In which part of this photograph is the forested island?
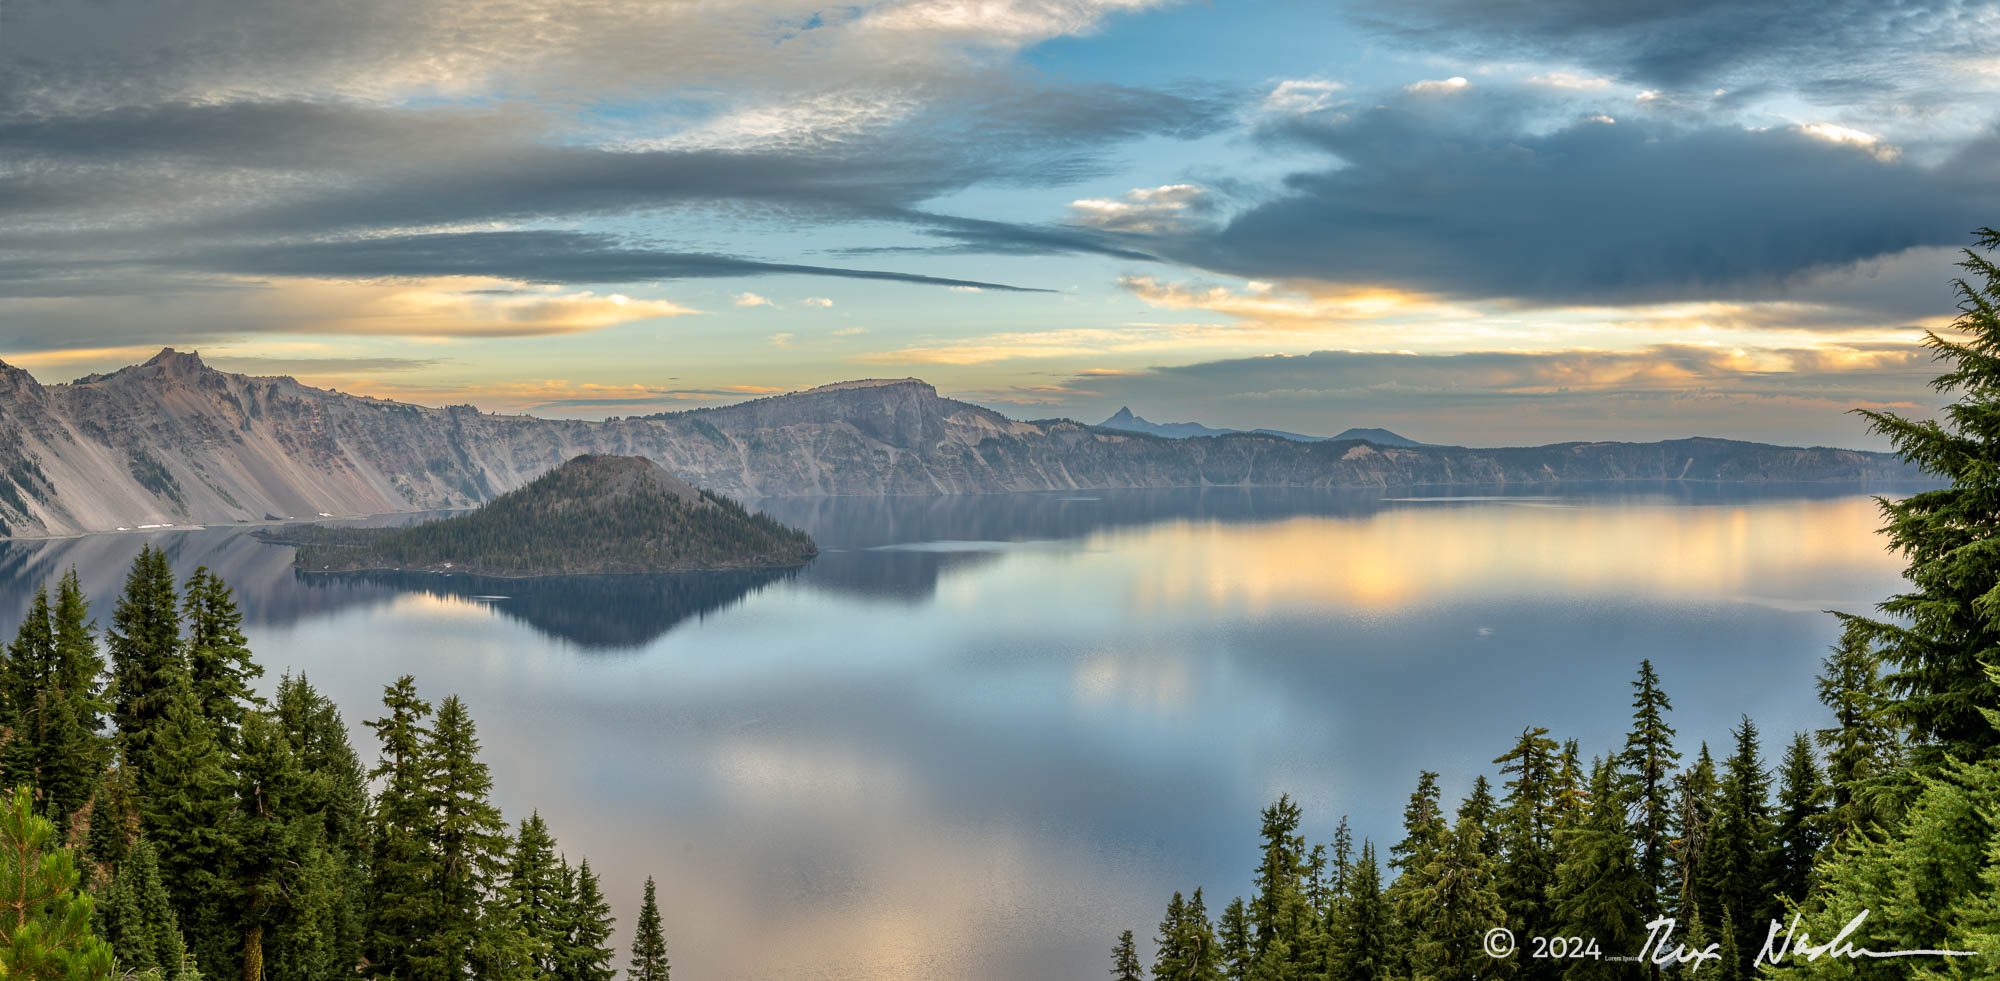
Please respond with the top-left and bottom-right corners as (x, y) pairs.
(264, 455), (816, 578)
(1110, 231), (2000, 980)
(0, 549), (675, 979)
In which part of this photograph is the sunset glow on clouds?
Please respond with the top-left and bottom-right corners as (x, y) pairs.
(2, 0), (1996, 444)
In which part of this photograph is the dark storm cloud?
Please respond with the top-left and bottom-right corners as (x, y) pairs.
(183, 231), (1054, 292)
(1153, 90), (2000, 302)
(0, 76), (1223, 305)
(1358, 0), (1995, 92)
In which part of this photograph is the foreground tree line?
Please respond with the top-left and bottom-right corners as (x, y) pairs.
(0, 549), (676, 980)
(1114, 230), (2000, 981)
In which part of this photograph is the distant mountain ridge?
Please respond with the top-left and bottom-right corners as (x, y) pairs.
(0, 348), (1925, 538)
(1097, 407), (1429, 446)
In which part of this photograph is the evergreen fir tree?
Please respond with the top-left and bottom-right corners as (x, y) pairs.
(1840, 228), (2000, 769)
(95, 839), (186, 975)
(1246, 795), (1309, 979)
(180, 568), (262, 748)
(269, 674), (367, 978)
(107, 546), (186, 762)
(412, 695), (516, 981)
(1493, 726), (1561, 978)
(1618, 658), (1680, 930)
(1388, 772), (1445, 879)
(1327, 816), (1354, 899)
(1183, 888), (1222, 981)
(1769, 733), (1827, 907)
(0, 785), (117, 978)
(1455, 775), (1498, 858)
(507, 812), (564, 973)
(1550, 760), (1647, 980)
(1113, 928), (1144, 981)
(1, 587), (58, 806)
(230, 710), (337, 981)
(0, 579), (107, 831)
(556, 858), (616, 981)
(1669, 744), (1719, 928)
(1704, 717), (1773, 978)
(628, 876), (669, 981)
(363, 676), (433, 980)
(1403, 813), (1504, 981)
(1385, 771), (1445, 978)
(84, 767), (139, 882)
(1814, 624), (1902, 844)
(1216, 898), (1251, 981)
(47, 571), (111, 836)
(133, 683), (236, 978)
(1328, 842), (1389, 981)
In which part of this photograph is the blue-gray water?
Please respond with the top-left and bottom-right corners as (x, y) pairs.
(0, 485), (1911, 980)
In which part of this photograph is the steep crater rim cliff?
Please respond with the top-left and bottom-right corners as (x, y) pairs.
(0, 348), (1928, 539)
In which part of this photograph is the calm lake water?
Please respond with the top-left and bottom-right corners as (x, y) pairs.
(0, 485), (1915, 980)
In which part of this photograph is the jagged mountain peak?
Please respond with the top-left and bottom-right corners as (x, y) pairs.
(0, 359), (44, 403)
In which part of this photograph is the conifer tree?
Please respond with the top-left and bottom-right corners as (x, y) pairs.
(1494, 726), (1561, 977)
(1112, 928), (1144, 981)
(1403, 813), (1503, 981)
(412, 695), (516, 981)
(84, 767), (139, 881)
(1669, 744), (1719, 927)
(95, 839), (186, 975)
(1769, 733), (1827, 907)
(1385, 771), (1445, 977)
(1327, 816), (1354, 899)
(1386, 771), (1444, 896)
(0, 785), (116, 979)
(1551, 760), (1647, 980)
(1182, 888), (1222, 981)
(1153, 889), (1225, 981)
(47, 571), (110, 834)
(556, 858), (616, 981)
(180, 568), (261, 748)
(269, 674), (367, 975)
(231, 710), (339, 981)
(0, 580), (108, 831)
(1619, 658), (1679, 927)
(1704, 718), (1772, 977)
(507, 812), (563, 973)
(133, 684), (236, 977)
(1, 588), (58, 805)
(1216, 898), (1251, 981)
(363, 676), (433, 979)
(1455, 775), (1498, 858)
(1246, 795), (1308, 979)
(1814, 625), (1902, 843)
(628, 876), (669, 981)
(1840, 228), (2000, 769)
(108, 546), (186, 761)
(1328, 842), (1389, 981)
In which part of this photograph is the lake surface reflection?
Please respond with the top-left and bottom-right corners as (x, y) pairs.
(0, 484), (1913, 980)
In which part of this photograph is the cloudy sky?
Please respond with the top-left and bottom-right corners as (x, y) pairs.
(3, 0), (1997, 446)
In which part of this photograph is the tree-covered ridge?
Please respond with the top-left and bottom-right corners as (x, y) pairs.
(273, 454), (817, 577)
(1115, 230), (2000, 980)
(0, 547), (674, 979)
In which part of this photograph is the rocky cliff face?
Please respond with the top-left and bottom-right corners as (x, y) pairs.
(0, 349), (1925, 538)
